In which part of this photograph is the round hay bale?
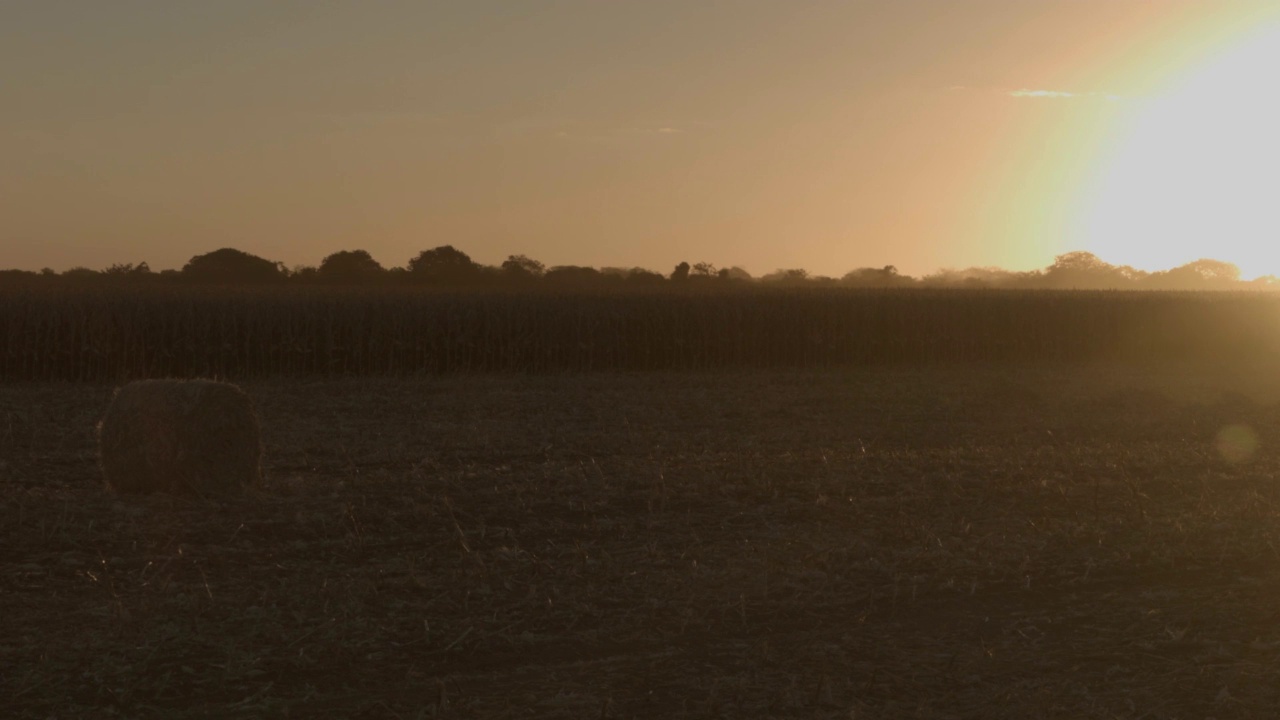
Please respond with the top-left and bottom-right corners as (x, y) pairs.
(98, 379), (263, 496)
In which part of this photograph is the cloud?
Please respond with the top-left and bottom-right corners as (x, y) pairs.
(947, 86), (1121, 102)
(624, 126), (686, 136)
(1010, 89), (1077, 98)
(1009, 89), (1123, 102)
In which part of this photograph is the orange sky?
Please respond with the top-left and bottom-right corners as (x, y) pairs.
(2, 1), (1278, 277)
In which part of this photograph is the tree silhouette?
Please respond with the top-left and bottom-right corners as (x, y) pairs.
(501, 254), (546, 281)
(61, 267), (101, 281)
(718, 266), (752, 281)
(182, 248), (285, 284)
(8, 242), (1273, 292)
(762, 268), (809, 284)
(1175, 259), (1240, 284)
(625, 268), (666, 285)
(103, 262), (151, 277)
(290, 265), (319, 283)
(0, 269), (40, 286)
(544, 266), (604, 286)
(407, 246), (479, 284)
(690, 262), (717, 279)
(1042, 251), (1140, 290)
(318, 250), (385, 284)
(1048, 251), (1108, 274)
(842, 265), (912, 288)
(922, 266), (1028, 289)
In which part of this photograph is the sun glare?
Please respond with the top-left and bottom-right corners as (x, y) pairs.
(1074, 21), (1280, 279)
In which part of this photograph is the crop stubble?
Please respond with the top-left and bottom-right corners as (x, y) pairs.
(4, 365), (1280, 717)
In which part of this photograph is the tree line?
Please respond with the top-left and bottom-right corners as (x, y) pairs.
(2, 246), (1276, 291)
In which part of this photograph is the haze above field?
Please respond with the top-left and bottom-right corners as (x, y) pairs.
(3, 1), (1278, 278)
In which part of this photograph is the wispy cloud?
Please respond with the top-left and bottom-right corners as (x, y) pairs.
(555, 124), (695, 142)
(948, 86), (1121, 102)
(1010, 89), (1077, 98)
(1009, 88), (1122, 101)
(622, 125), (688, 136)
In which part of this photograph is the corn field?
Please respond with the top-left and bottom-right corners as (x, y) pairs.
(2, 286), (1279, 381)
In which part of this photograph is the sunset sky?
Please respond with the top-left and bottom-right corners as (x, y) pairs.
(3, 1), (1279, 278)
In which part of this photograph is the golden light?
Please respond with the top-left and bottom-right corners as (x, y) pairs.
(1073, 20), (1280, 279)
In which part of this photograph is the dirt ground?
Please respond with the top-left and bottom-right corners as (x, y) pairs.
(6, 363), (1280, 718)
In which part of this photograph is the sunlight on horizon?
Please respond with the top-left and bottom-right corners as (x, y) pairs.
(5, 2), (1280, 277)
(1073, 19), (1280, 280)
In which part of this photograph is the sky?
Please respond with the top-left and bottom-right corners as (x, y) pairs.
(3, 0), (1279, 278)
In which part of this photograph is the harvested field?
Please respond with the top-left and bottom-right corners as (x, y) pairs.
(5, 363), (1280, 718)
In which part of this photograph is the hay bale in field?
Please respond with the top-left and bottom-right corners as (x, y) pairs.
(98, 379), (263, 496)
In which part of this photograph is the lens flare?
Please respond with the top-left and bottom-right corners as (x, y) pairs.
(1215, 424), (1259, 464)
